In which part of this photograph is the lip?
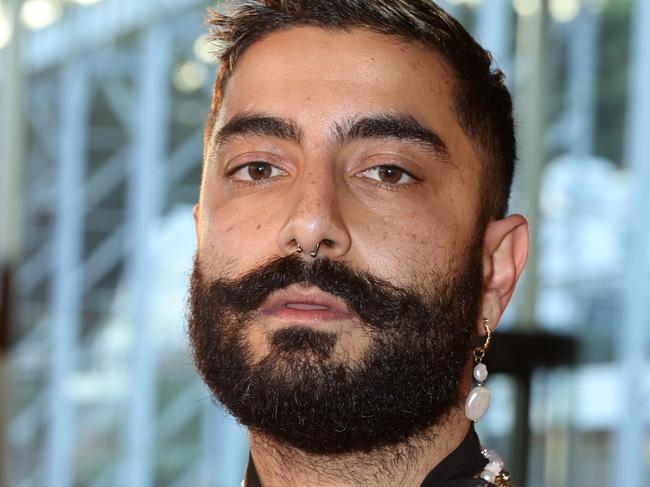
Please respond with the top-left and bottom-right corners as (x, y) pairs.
(259, 284), (356, 324)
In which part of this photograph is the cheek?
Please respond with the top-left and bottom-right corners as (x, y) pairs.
(350, 203), (468, 285)
(197, 203), (282, 277)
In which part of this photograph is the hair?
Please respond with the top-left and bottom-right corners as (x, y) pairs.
(204, 0), (516, 221)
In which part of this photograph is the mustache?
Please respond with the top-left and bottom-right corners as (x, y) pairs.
(195, 253), (445, 331)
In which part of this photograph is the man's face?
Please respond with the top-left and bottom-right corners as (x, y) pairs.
(190, 27), (485, 452)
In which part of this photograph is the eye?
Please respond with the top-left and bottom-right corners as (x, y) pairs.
(359, 165), (417, 185)
(228, 162), (287, 182)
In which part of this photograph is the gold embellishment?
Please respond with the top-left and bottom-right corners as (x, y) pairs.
(493, 470), (513, 486)
(473, 318), (492, 362)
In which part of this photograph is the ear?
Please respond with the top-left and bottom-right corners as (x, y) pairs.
(479, 214), (529, 334)
(193, 203), (201, 245)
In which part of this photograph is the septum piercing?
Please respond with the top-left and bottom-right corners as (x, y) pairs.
(295, 239), (334, 258)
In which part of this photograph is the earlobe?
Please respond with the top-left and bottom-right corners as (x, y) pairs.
(479, 214), (529, 332)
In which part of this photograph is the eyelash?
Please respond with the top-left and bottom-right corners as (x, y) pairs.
(358, 165), (421, 189)
(224, 161), (287, 183)
(224, 162), (421, 189)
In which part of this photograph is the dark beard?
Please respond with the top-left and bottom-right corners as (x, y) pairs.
(187, 247), (483, 454)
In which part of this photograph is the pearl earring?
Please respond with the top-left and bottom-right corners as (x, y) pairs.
(465, 318), (492, 423)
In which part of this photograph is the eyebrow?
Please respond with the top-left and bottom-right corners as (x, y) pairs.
(213, 111), (303, 147)
(213, 111), (450, 161)
(334, 113), (450, 161)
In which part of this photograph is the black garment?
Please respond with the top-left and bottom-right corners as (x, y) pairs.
(243, 426), (492, 486)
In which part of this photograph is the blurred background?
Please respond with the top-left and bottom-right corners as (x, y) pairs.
(0, 0), (648, 485)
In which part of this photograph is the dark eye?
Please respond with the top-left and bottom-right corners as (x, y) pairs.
(359, 165), (416, 185)
(248, 162), (273, 180)
(229, 162), (286, 181)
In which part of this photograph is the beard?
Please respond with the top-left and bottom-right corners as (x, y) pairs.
(187, 243), (483, 455)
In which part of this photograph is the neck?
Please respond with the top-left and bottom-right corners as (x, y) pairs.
(248, 407), (471, 487)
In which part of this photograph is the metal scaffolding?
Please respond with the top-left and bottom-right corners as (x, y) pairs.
(121, 23), (171, 487)
(613, 1), (650, 485)
(47, 58), (89, 487)
(6, 1), (217, 485)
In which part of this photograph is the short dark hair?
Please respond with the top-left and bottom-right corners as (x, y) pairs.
(204, 0), (516, 221)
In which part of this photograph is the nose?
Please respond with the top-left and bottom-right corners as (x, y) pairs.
(277, 171), (352, 260)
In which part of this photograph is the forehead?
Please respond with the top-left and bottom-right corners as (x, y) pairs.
(221, 28), (446, 122)
(234, 26), (450, 85)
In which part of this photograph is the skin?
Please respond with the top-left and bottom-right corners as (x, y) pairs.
(194, 27), (528, 486)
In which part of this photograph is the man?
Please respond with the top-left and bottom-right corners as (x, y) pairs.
(188, 1), (529, 486)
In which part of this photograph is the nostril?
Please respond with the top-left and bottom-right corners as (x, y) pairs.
(322, 239), (335, 247)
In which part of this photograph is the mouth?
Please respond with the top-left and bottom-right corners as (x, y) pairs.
(259, 284), (357, 325)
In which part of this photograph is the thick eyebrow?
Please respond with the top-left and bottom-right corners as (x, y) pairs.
(334, 113), (451, 161)
(213, 111), (303, 147)
(212, 111), (450, 163)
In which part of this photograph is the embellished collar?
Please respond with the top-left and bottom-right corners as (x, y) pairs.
(242, 426), (493, 487)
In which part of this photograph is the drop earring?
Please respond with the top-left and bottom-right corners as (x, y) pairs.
(465, 318), (492, 423)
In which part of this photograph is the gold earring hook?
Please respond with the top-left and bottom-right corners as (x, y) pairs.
(473, 318), (491, 362)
